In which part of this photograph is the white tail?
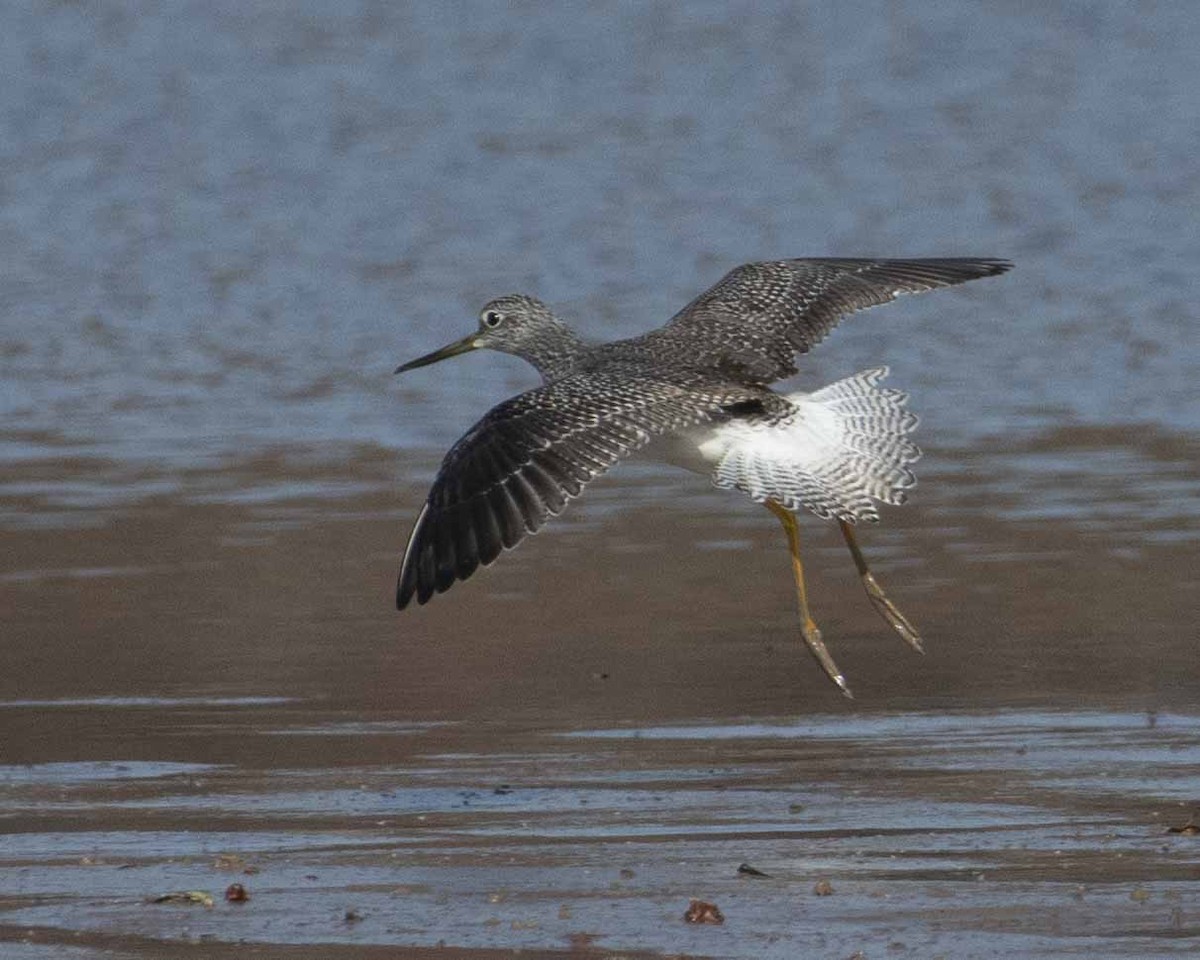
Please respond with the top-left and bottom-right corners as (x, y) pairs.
(711, 367), (920, 523)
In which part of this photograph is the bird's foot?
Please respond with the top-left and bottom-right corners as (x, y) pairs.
(861, 572), (924, 654)
(799, 619), (854, 699)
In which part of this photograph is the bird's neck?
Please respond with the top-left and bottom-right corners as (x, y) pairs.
(511, 322), (590, 382)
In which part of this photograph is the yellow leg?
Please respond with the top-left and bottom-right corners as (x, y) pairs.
(838, 519), (924, 654)
(765, 500), (853, 699)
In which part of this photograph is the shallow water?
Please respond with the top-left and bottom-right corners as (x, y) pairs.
(3, 2), (1200, 958)
(3, 701), (1199, 959)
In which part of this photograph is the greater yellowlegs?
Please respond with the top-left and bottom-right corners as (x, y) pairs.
(394, 258), (1011, 696)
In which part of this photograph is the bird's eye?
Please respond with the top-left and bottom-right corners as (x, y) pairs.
(483, 310), (503, 328)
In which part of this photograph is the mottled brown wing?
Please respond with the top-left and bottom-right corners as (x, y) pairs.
(397, 372), (746, 609)
(653, 258), (1012, 383)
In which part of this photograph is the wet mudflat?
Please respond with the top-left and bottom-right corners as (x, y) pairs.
(3, 703), (1199, 959)
(2, 449), (1199, 959)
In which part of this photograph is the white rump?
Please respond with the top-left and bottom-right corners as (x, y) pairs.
(709, 367), (921, 523)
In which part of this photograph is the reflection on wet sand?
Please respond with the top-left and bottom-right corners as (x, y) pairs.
(2, 705), (1198, 958)
(1, 439), (1198, 956)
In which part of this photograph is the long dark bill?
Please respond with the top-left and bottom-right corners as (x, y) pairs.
(394, 333), (480, 374)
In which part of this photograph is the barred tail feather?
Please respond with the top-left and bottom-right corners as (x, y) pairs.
(712, 367), (921, 523)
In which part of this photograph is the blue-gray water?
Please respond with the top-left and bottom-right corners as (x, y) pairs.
(2, 1), (1198, 518)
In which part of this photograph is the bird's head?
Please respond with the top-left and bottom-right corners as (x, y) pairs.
(395, 294), (583, 378)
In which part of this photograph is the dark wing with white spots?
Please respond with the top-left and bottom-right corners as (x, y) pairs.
(651, 258), (1012, 384)
(397, 372), (752, 609)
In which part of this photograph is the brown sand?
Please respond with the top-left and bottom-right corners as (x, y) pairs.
(2, 445), (1198, 957)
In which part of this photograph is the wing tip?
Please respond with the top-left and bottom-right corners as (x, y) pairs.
(895, 256), (1014, 283)
(972, 257), (1014, 276)
(395, 499), (544, 612)
(396, 503), (430, 612)
(395, 564), (425, 610)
